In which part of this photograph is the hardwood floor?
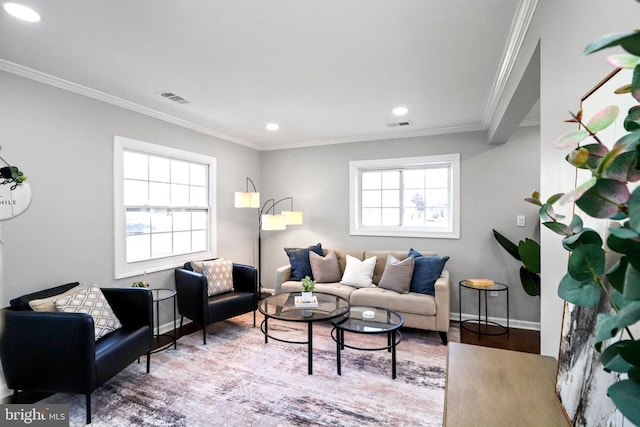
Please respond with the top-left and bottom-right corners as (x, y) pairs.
(457, 322), (540, 354)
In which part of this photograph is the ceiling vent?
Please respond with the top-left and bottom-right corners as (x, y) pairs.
(160, 92), (190, 104)
(388, 121), (412, 127)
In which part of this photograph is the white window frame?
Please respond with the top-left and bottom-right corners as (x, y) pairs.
(349, 154), (460, 239)
(113, 136), (217, 279)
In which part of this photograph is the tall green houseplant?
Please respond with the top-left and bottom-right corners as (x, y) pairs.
(531, 26), (640, 424)
(492, 229), (540, 296)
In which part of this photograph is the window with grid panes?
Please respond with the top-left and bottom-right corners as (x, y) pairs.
(114, 136), (216, 278)
(349, 154), (460, 238)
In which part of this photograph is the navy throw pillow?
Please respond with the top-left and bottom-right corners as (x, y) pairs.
(408, 248), (449, 296)
(284, 243), (323, 281)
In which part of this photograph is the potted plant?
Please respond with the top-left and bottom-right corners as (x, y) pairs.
(530, 23), (640, 424)
(301, 276), (316, 302)
(492, 229), (540, 296)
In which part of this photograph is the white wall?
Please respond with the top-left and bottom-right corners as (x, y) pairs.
(0, 70), (260, 305)
(260, 125), (541, 325)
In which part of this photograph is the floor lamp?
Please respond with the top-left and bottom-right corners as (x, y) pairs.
(235, 177), (303, 297)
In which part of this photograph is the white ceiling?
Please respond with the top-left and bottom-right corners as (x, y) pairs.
(0, 1), (538, 150)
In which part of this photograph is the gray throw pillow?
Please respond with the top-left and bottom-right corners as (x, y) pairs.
(309, 251), (342, 283)
(378, 255), (415, 294)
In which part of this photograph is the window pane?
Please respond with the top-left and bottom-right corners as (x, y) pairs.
(149, 156), (170, 182)
(404, 169), (425, 188)
(151, 210), (172, 233)
(362, 172), (381, 190)
(126, 210), (150, 235)
(192, 212), (208, 230)
(362, 207), (380, 226)
(425, 168), (449, 188)
(425, 188), (449, 206)
(381, 208), (400, 226)
(124, 180), (148, 206)
(171, 160), (189, 184)
(192, 230), (208, 252)
(127, 234), (150, 262)
(190, 186), (207, 207)
(173, 211), (191, 231)
(171, 184), (189, 206)
(381, 190), (400, 207)
(362, 190), (381, 208)
(123, 151), (148, 180)
(173, 231), (191, 254)
(426, 207), (448, 224)
(151, 233), (172, 258)
(381, 171), (399, 189)
(149, 182), (170, 206)
(190, 164), (207, 186)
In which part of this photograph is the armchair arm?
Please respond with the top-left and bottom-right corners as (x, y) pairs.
(232, 263), (258, 295)
(175, 268), (207, 324)
(434, 269), (451, 332)
(0, 310), (96, 394)
(274, 265), (292, 294)
(101, 288), (152, 330)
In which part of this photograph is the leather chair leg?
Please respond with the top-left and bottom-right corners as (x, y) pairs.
(146, 351), (150, 373)
(202, 325), (206, 345)
(12, 389), (18, 403)
(253, 310), (256, 327)
(86, 394), (91, 424)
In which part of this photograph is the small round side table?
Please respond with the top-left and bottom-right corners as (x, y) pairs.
(458, 280), (509, 339)
(150, 288), (177, 353)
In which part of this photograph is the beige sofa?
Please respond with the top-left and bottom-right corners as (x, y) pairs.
(275, 249), (450, 344)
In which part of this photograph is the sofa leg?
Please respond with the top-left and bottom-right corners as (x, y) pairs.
(86, 394), (91, 424)
(439, 331), (448, 345)
(12, 389), (18, 403)
(202, 325), (207, 345)
(146, 351), (151, 373)
(253, 310), (256, 327)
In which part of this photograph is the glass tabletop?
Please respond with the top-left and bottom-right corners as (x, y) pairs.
(151, 288), (177, 301)
(259, 292), (350, 322)
(330, 306), (403, 333)
(459, 280), (508, 292)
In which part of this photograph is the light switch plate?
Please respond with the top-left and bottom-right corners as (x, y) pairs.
(516, 215), (525, 227)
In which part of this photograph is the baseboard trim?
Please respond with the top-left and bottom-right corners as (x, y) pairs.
(451, 312), (540, 331)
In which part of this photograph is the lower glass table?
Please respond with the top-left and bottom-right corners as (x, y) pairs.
(330, 306), (404, 379)
(150, 288), (177, 353)
(258, 292), (350, 375)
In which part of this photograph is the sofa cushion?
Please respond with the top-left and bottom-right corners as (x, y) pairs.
(28, 284), (88, 312)
(409, 249), (450, 296)
(350, 287), (437, 316)
(202, 259), (234, 296)
(280, 281), (357, 301)
(378, 255), (415, 294)
(54, 286), (123, 340)
(364, 250), (414, 285)
(340, 255), (376, 288)
(309, 251), (342, 283)
(285, 243), (323, 281)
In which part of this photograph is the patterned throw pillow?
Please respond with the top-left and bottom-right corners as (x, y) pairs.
(28, 284), (88, 312)
(202, 259), (234, 296)
(54, 286), (123, 340)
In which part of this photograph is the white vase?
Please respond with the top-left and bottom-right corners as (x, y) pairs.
(301, 291), (313, 302)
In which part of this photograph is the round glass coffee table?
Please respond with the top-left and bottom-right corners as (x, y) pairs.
(258, 292), (350, 375)
(330, 306), (404, 379)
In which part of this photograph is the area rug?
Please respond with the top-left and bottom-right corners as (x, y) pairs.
(42, 313), (455, 426)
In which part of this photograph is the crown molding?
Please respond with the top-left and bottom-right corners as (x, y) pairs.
(481, 0), (539, 129)
(260, 123), (485, 151)
(0, 59), (259, 150)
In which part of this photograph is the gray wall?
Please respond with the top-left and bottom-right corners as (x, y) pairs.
(0, 70), (260, 305)
(260, 125), (541, 325)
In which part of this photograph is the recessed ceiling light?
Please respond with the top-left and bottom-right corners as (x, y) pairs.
(392, 106), (409, 116)
(266, 123), (279, 131)
(3, 3), (41, 22)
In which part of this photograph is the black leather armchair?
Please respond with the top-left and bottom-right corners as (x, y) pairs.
(175, 262), (258, 344)
(0, 283), (153, 425)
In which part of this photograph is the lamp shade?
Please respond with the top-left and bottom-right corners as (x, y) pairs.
(261, 214), (286, 230)
(281, 210), (303, 225)
(235, 191), (260, 208)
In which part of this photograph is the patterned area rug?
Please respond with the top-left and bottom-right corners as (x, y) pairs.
(42, 313), (456, 426)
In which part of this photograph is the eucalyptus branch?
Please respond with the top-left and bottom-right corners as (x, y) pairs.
(571, 112), (605, 146)
(596, 274), (636, 341)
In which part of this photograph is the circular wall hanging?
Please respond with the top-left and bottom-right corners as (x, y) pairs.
(0, 164), (31, 220)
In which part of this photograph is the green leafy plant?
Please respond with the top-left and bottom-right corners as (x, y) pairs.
(529, 26), (640, 424)
(301, 276), (316, 292)
(492, 229), (540, 296)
